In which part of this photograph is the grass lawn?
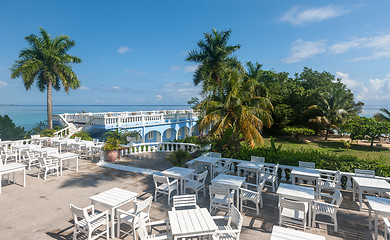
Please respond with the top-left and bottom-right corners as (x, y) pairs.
(262, 135), (390, 163)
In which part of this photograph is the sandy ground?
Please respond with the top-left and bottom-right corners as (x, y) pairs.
(0, 153), (385, 240)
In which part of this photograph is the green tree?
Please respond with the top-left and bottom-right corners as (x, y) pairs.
(186, 28), (241, 93)
(374, 108), (390, 122)
(0, 115), (26, 140)
(197, 70), (273, 148)
(10, 27), (81, 129)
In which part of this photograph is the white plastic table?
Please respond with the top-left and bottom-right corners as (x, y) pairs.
(162, 167), (194, 194)
(290, 167), (320, 186)
(367, 196), (390, 240)
(193, 156), (221, 178)
(32, 147), (58, 157)
(236, 161), (264, 184)
(353, 176), (390, 211)
(12, 145), (30, 161)
(276, 183), (315, 228)
(48, 152), (79, 176)
(31, 136), (50, 146)
(270, 225), (325, 240)
(51, 139), (69, 153)
(168, 208), (217, 240)
(0, 163), (26, 194)
(211, 174), (246, 207)
(89, 187), (138, 238)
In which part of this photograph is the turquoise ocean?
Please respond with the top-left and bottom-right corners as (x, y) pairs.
(0, 104), (387, 131)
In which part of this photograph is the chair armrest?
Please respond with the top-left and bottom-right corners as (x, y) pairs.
(314, 193), (334, 200)
(84, 205), (95, 214)
(90, 210), (109, 221)
(145, 219), (170, 227)
(211, 216), (229, 220)
(116, 208), (136, 217)
(169, 179), (179, 185)
(240, 187), (257, 196)
(313, 200), (337, 208)
(318, 177), (336, 182)
(215, 229), (241, 234)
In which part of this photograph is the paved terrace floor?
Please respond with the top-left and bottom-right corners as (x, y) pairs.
(0, 153), (384, 240)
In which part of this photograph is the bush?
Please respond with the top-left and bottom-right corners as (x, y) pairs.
(174, 135), (210, 147)
(70, 131), (93, 141)
(39, 129), (57, 137)
(282, 126), (315, 141)
(167, 149), (191, 167)
(102, 137), (121, 151)
(0, 115), (27, 140)
(210, 128), (245, 158)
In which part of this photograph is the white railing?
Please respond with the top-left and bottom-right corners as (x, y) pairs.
(118, 142), (200, 156)
(54, 114), (71, 137)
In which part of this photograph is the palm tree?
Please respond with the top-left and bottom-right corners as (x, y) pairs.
(304, 84), (362, 140)
(197, 70), (273, 148)
(186, 28), (241, 93)
(10, 27), (81, 129)
(374, 108), (390, 122)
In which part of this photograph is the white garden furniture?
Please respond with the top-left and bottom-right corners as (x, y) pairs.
(0, 162), (26, 194)
(366, 196), (390, 240)
(212, 205), (243, 240)
(212, 159), (233, 178)
(193, 156), (222, 179)
(209, 152), (222, 158)
(183, 169), (208, 199)
(384, 216), (390, 240)
(168, 207), (217, 240)
(251, 156), (265, 163)
(240, 179), (265, 215)
(312, 189), (343, 232)
(317, 170), (341, 193)
(153, 174), (178, 205)
(237, 161), (264, 184)
(69, 204), (109, 240)
(32, 147), (58, 158)
(137, 217), (170, 240)
(162, 166), (194, 194)
(270, 226), (325, 240)
(116, 195), (153, 239)
(299, 161), (315, 169)
(209, 185), (235, 213)
(260, 164), (279, 192)
(352, 176), (390, 211)
(89, 187), (138, 238)
(48, 152), (79, 176)
(37, 157), (59, 180)
(20, 150), (39, 170)
(0, 145), (17, 164)
(172, 194), (199, 210)
(211, 174), (246, 207)
(355, 169), (375, 178)
(290, 167), (320, 186)
(279, 197), (309, 231)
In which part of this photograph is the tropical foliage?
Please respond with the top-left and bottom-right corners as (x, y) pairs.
(282, 126), (315, 141)
(10, 27), (81, 129)
(0, 115), (26, 140)
(102, 137), (121, 151)
(70, 131), (93, 141)
(374, 108), (390, 122)
(103, 129), (141, 145)
(167, 149), (191, 167)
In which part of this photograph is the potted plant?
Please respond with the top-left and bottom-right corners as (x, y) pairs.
(102, 137), (121, 162)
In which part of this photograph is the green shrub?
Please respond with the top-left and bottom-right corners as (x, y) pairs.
(102, 137), (121, 151)
(0, 115), (27, 140)
(210, 128), (244, 158)
(39, 129), (56, 137)
(167, 149), (191, 167)
(70, 131), (93, 141)
(282, 126), (315, 141)
(174, 135), (210, 147)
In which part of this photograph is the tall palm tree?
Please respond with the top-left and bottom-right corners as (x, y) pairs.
(304, 84), (362, 140)
(186, 28), (241, 93)
(10, 28), (81, 129)
(197, 70), (273, 148)
(374, 108), (390, 122)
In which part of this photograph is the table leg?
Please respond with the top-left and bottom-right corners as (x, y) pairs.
(23, 167), (26, 187)
(353, 181), (356, 201)
(359, 188), (363, 211)
(60, 160), (63, 176)
(292, 174), (295, 185)
(236, 187), (239, 208)
(111, 208), (115, 238)
(308, 200), (312, 229)
(0, 174), (2, 194)
(375, 211), (378, 240)
(76, 156), (78, 172)
(369, 206), (372, 230)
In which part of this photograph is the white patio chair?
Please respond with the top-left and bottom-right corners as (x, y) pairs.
(172, 194), (199, 210)
(355, 169), (375, 178)
(209, 185), (235, 213)
(251, 156), (265, 163)
(137, 216), (170, 240)
(312, 189), (343, 232)
(37, 157), (59, 180)
(212, 205), (243, 240)
(153, 174), (178, 205)
(240, 179), (265, 215)
(69, 204), (109, 240)
(117, 196), (153, 239)
(279, 197), (308, 231)
(0, 145), (17, 164)
(317, 170), (341, 193)
(384, 216), (390, 240)
(20, 150), (39, 170)
(184, 170), (208, 199)
(212, 159), (233, 178)
(259, 164), (279, 192)
(299, 161), (315, 169)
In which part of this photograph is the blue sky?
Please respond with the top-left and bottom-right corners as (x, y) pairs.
(1, 0), (390, 107)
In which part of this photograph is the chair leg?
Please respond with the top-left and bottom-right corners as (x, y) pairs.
(117, 216), (121, 238)
(256, 201), (259, 215)
(240, 198), (243, 213)
(334, 215), (338, 232)
(73, 229), (77, 240)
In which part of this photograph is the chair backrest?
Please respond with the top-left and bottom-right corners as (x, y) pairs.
(251, 156), (265, 163)
(279, 198), (307, 213)
(135, 196), (153, 215)
(69, 204), (91, 225)
(209, 185), (233, 199)
(197, 170), (208, 183)
(299, 161), (315, 169)
(332, 189), (343, 207)
(334, 170), (342, 182)
(38, 157), (49, 167)
(228, 205), (243, 230)
(355, 169), (375, 178)
(209, 152), (222, 158)
(223, 159), (233, 171)
(153, 174), (169, 187)
(173, 194), (197, 209)
(258, 179), (266, 193)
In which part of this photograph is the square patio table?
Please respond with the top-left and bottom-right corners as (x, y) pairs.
(89, 187), (138, 239)
(48, 152), (79, 176)
(276, 183), (315, 228)
(168, 207), (217, 240)
(236, 161), (264, 184)
(12, 145), (31, 161)
(0, 163), (26, 194)
(162, 167), (194, 194)
(211, 174), (246, 207)
(270, 225), (325, 240)
(31, 136), (50, 146)
(32, 147), (58, 157)
(353, 176), (390, 211)
(367, 196), (390, 240)
(51, 139), (69, 153)
(193, 156), (221, 179)
(290, 167), (320, 186)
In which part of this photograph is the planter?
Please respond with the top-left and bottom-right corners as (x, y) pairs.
(106, 150), (118, 162)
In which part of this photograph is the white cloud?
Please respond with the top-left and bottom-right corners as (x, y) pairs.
(154, 95), (162, 101)
(79, 86), (90, 90)
(117, 46), (132, 54)
(170, 65), (181, 71)
(280, 5), (349, 26)
(0, 81), (7, 88)
(124, 69), (145, 76)
(284, 39), (327, 63)
(183, 65), (198, 73)
(101, 86), (123, 92)
(179, 51), (188, 56)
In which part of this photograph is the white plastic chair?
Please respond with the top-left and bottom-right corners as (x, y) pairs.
(20, 150), (39, 170)
(212, 159), (233, 178)
(240, 179), (265, 215)
(209, 185), (235, 213)
(279, 198), (308, 231)
(184, 170), (208, 199)
(251, 156), (265, 163)
(153, 174), (178, 205)
(117, 196), (153, 239)
(260, 164), (279, 192)
(137, 216), (170, 240)
(212, 205), (243, 240)
(384, 216), (390, 240)
(317, 170), (341, 193)
(172, 194), (199, 210)
(312, 189), (343, 232)
(299, 161), (315, 169)
(69, 204), (109, 240)
(37, 157), (59, 180)
(0, 145), (17, 164)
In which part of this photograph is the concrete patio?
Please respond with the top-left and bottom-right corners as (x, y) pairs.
(0, 153), (384, 240)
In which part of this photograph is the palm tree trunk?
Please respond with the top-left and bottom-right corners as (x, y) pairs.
(47, 80), (53, 130)
(325, 127), (329, 140)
